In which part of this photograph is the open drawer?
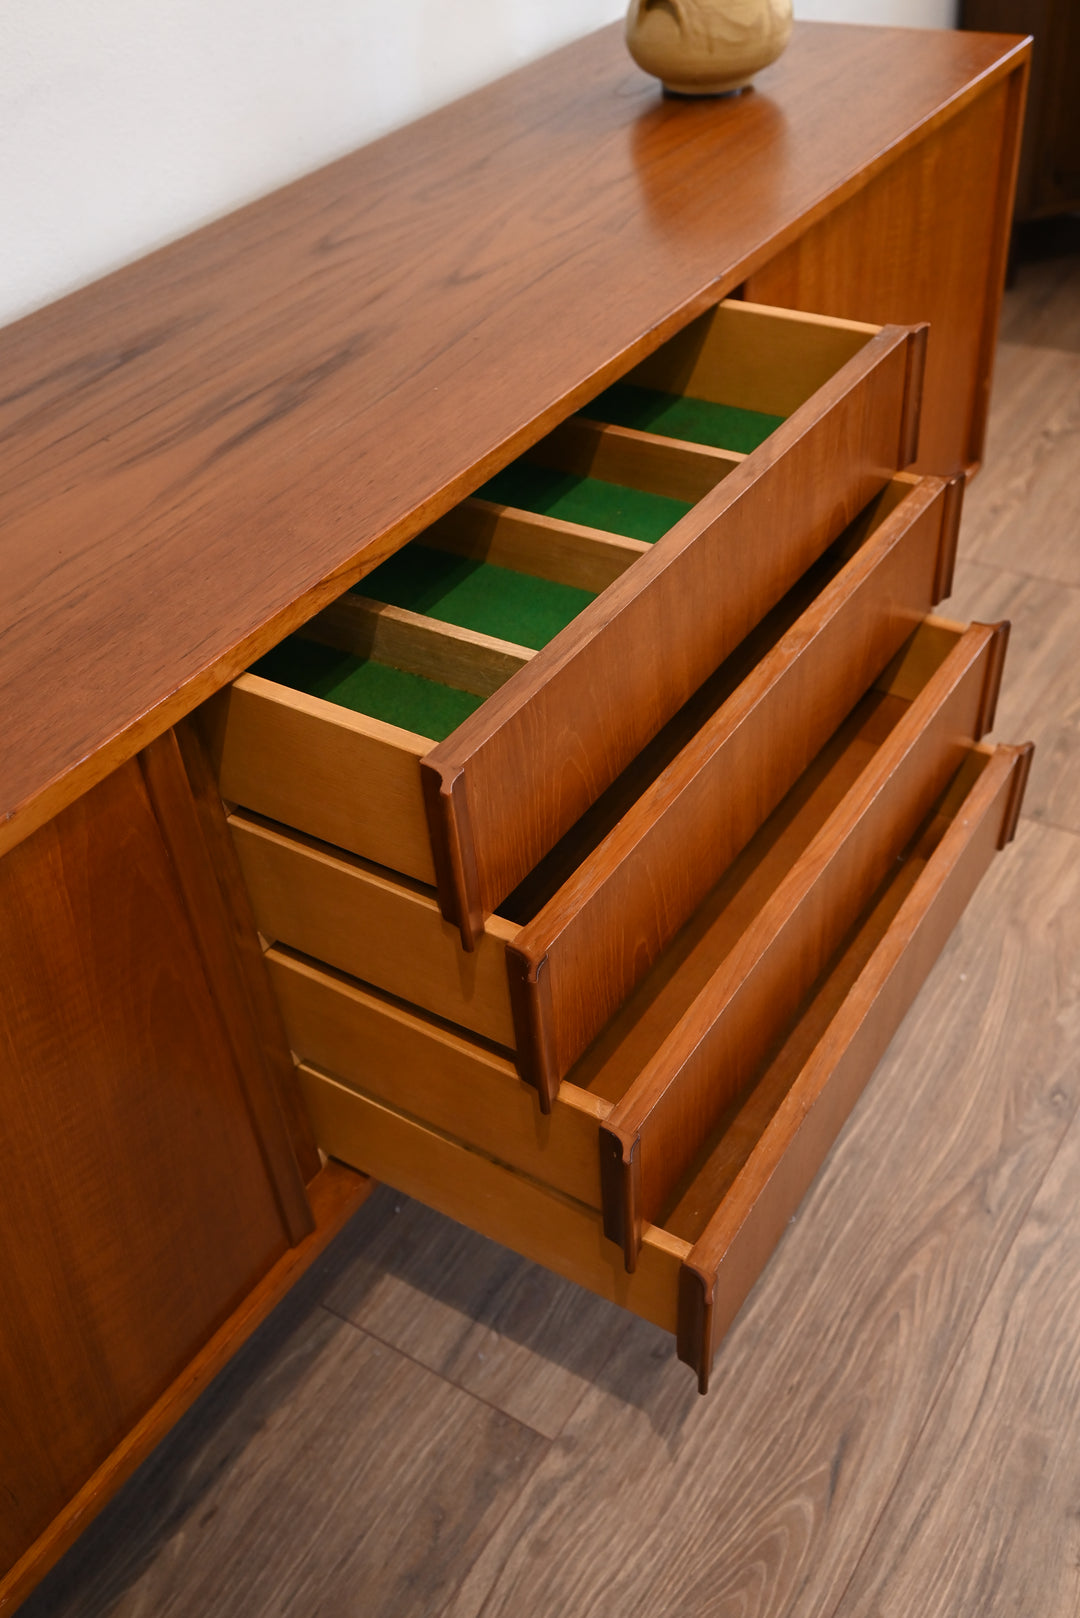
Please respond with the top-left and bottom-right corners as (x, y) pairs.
(268, 608), (1014, 1182)
(296, 736), (1032, 1394)
(204, 300), (927, 949)
(226, 471), (962, 1105)
(267, 611), (1013, 1218)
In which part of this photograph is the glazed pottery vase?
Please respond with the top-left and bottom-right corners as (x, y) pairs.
(626, 0), (794, 96)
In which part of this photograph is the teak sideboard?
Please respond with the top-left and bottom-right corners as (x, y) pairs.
(0, 21), (1032, 1612)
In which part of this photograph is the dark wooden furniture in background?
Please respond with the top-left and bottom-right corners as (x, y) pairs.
(962, 1), (1079, 221)
(0, 22), (1029, 1614)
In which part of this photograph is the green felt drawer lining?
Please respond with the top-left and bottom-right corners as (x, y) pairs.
(252, 638), (482, 743)
(588, 384), (784, 453)
(249, 395), (784, 743)
(357, 544), (595, 651)
(476, 463), (692, 544)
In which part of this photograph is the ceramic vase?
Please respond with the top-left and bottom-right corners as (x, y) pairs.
(626, 0), (794, 96)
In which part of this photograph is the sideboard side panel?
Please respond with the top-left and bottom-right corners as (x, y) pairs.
(745, 67), (1027, 478)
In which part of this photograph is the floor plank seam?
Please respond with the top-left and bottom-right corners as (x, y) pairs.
(316, 1300), (563, 1442)
(958, 561), (1080, 592)
(1018, 811), (1080, 840)
(429, 1418), (558, 1618)
(997, 340), (1080, 359)
(821, 1038), (1080, 1618)
(541, 1316), (637, 1443)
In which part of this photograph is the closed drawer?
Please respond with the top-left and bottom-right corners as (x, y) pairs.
(298, 737), (1032, 1394)
(228, 472), (961, 1103)
(204, 300), (927, 949)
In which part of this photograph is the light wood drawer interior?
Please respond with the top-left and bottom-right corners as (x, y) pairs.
(271, 614), (1010, 1220)
(298, 736), (1031, 1392)
(228, 474), (960, 1090)
(204, 300), (925, 946)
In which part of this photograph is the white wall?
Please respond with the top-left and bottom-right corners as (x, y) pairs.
(795, 1), (957, 23)
(0, 0), (957, 330)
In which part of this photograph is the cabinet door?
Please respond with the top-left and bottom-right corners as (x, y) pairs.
(0, 748), (305, 1584)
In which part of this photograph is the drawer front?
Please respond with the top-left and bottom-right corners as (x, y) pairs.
(677, 739), (1033, 1391)
(424, 317), (927, 946)
(205, 679), (437, 886)
(268, 948), (607, 1206)
(224, 473), (957, 1099)
(299, 742), (1031, 1392)
(600, 618), (1009, 1270)
(299, 1063), (689, 1333)
(229, 814), (518, 1047)
(258, 610), (1001, 1225)
(208, 302), (927, 951)
(508, 470), (962, 1106)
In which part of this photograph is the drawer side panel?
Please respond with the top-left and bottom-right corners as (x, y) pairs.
(425, 326), (924, 945)
(678, 742), (1032, 1391)
(510, 475), (953, 1101)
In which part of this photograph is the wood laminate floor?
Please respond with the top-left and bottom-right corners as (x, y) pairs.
(23, 245), (1080, 1618)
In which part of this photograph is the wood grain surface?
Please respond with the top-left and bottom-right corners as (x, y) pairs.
(424, 500), (650, 594)
(745, 66), (1026, 475)
(139, 727), (316, 1238)
(171, 720), (322, 1184)
(322, 1186), (637, 1441)
(566, 687), (914, 1116)
(305, 593), (535, 699)
(424, 327), (922, 945)
(530, 413), (740, 503)
(229, 812), (519, 1046)
(507, 473), (956, 1102)
(299, 1065), (689, 1333)
(834, 1032), (1080, 1617)
(0, 1162), (368, 1618)
(0, 23), (1027, 862)
(946, 558), (1080, 833)
(20, 1282), (547, 1618)
(957, 336), (1080, 584)
(206, 674), (437, 883)
(18, 202), (1074, 1618)
(22, 811), (1074, 1618)
(678, 743), (1030, 1390)
(435, 819), (1079, 1618)
(0, 760), (292, 1580)
(267, 947), (608, 1208)
(601, 621), (1008, 1264)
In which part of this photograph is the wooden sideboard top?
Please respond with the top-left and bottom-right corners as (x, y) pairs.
(0, 20), (1027, 857)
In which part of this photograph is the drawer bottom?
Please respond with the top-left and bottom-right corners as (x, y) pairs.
(299, 741), (1031, 1391)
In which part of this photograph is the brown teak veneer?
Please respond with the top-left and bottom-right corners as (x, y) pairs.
(600, 618), (1010, 1269)
(507, 471), (962, 1107)
(676, 740), (1034, 1391)
(294, 740), (1031, 1395)
(0, 21), (1032, 1602)
(421, 321), (927, 947)
(0, 25), (1028, 867)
